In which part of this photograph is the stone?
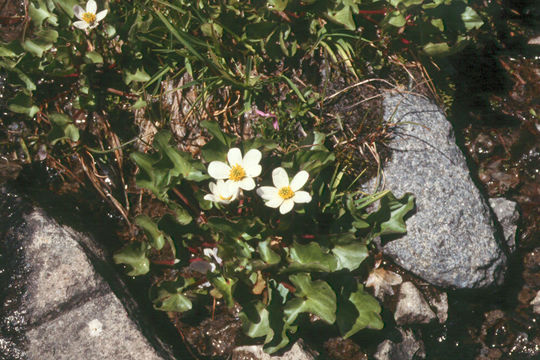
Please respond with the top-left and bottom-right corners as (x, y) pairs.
(378, 93), (507, 289)
(0, 187), (175, 360)
(427, 291), (448, 324)
(374, 328), (425, 360)
(531, 291), (540, 314)
(489, 197), (520, 253)
(232, 341), (316, 360)
(394, 282), (436, 325)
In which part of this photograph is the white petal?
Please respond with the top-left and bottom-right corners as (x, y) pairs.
(238, 177), (255, 191)
(227, 148), (243, 166)
(265, 196), (283, 208)
(272, 167), (289, 188)
(95, 9), (107, 22)
(86, 0), (97, 14)
(293, 191), (312, 203)
(209, 182), (217, 194)
(290, 170), (309, 191)
(73, 20), (89, 29)
(208, 161), (230, 179)
(257, 186), (278, 200)
(73, 5), (85, 19)
(246, 164), (262, 178)
(225, 180), (240, 194)
(243, 149), (262, 168)
(204, 194), (216, 202)
(279, 199), (295, 214)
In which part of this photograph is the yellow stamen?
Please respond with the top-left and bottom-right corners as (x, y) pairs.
(82, 12), (96, 24)
(278, 186), (294, 200)
(219, 194), (232, 201)
(229, 164), (246, 182)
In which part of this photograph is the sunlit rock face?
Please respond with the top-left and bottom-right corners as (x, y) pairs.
(375, 93), (510, 289)
(0, 187), (175, 360)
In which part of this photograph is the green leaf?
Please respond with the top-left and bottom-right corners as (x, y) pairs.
(169, 203), (192, 225)
(200, 120), (236, 147)
(268, 0), (288, 11)
(378, 192), (415, 235)
(331, 242), (368, 271)
(201, 137), (228, 162)
(29, 0), (58, 28)
(327, 6), (356, 31)
(201, 22), (223, 38)
(153, 131), (192, 178)
(209, 275), (237, 307)
(239, 301), (273, 342)
(422, 42), (451, 56)
(0, 44), (18, 57)
(48, 113), (79, 143)
(386, 12), (407, 27)
(22, 29), (58, 57)
(135, 215), (166, 250)
(124, 67), (151, 85)
(85, 51), (103, 64)
(337, 284), (383, 338)
(431, 18), (444, 31)
(284, 273), (337, 324)
(152, 279), (194, 312)
(113, 242), (150, 276)
(288, 241), (337, 272)
(461, 6), (483, 31)
(258, 239), (281, 265)
(8, 93), (39, 117)
(130, 151), (170, 200)
(245, 22), (277, 40)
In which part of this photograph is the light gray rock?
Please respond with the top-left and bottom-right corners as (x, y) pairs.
(531, 291), (540, 314)
(427, 292), (448, 324)
(374, 328), (425, 360)
(0, 188), (174, 360)
(378, 93), (507, 288)
(394, 282), (436, 325)
(232, 341), (315, 360)
(489, 197), (519, 253)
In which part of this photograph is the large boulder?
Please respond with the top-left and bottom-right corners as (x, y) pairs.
(0, 187), (176, 360)
(377, 93), (508, 289)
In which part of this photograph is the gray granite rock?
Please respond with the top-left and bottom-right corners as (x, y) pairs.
(374, 328), (425, 360)
(0, 187), (175, 360)
(489, 197), (519, 253)
(378, 93), (507, 289)
(394, 282), (436, 325)
(232, 341), (316, 360)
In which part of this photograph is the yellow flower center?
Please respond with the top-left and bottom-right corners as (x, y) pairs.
(82, 12), (96, 24)
(219, 194), (232, 201)
(278, 186), (294, 200)
(229, 164), (246, 182)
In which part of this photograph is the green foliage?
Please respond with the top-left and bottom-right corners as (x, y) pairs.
(383, 0), (484, 56)
(118, 127), (415, 353)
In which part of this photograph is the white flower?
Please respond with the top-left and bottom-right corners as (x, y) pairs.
(207, 148), (262, 192)
(256, 167), (312, 214)
(73, 0), (107, 30)
(203, 179), (239, 204)
(203, 247), (223, 265)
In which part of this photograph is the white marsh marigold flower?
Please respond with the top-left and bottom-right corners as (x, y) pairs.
(73, 0), (108, 30)
(204, 179), (238, 204)
(257, 167), (312, 214)
(208, 148), (262, 192)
